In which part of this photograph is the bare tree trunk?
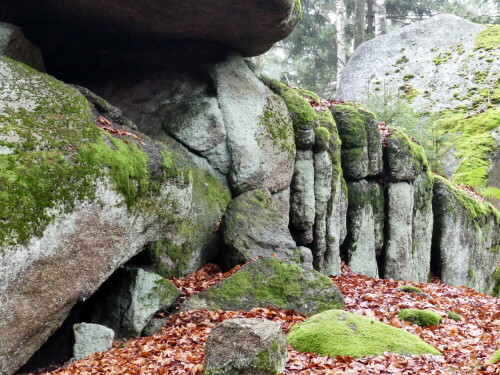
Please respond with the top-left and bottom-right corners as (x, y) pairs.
(374, 0), (387, 36)
(366, 0), (375, 37)
(354, 0), (367, 49)
(336, 0), (346, 89)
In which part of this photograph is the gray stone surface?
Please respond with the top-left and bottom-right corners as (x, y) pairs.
(411, 172), (434, 282)
(203, 318), (287, 375)
(212, 54), (295, 195)
(181, 257), (344, 316)
(0, 56), (227, 375)
(298, 246), (314, 270)
(142, 317), (168, 337)
(71, 323), (114, 361)
(384, 182), (414, 281)
(222, 189), (297, 268)
(432, 177), (500, 295)
(324, 176), (348, 276)
(91, 269), (179, 339)
(155, 95), (231, 174)
(344, 180), (380, 278)
(295, 128), (316, 150)
(290, 150), (316, 231)
(0, 22), (44, 71)
(337, 14), (488, 111)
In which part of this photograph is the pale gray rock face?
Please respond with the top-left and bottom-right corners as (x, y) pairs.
(203, 318), (287, 375)
(0, 22), (44, 71)
(71, 323), (114, 361)
(337, 14), (488, 112)
(411, 172), (434, 282)
(212, 54), (295, 195)
(156, 95), (231, 175)
(181, 257), (344, 316)
(290, 150), (316, 231)
(384, 182), (414, 281)
(271, 188), (291, 225)
(432, 178), (500, 295)
(222, 189), (297, 268)
(91, 269), (179, 339)
(324, 176), (348, 276)
(344, 180), (380, 278)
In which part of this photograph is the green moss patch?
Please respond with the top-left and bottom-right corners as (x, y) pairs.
(397, 285), (423, 294)
(434, 175), (500, 224)
(489, 348), (500, 364)
(288, 310), (440, 358)
(0, 56), (163, 246)
(447, 311), (461, 321)
(398, 309), (442, 327)
(331, 104), (367, 148)
(475, 25), (500, 50)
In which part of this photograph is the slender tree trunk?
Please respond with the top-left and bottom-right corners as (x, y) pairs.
(374, 0), (387, 36)
(336, 0), (346, 89)
(354, 0), (367, 49)
(366, 0), (375, 37)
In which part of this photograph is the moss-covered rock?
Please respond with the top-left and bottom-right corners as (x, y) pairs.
(288, 310), (440, 358)
(203, 318), (287, 375)
(398, 309), (442, 327)
(0, 56), (230, 374)
(181, 257), (344, 316)
(385, 127), (428, 182)
(432, 175), (500, 295)
(331, 103), (382, 180)
(489, 348), (500, 364)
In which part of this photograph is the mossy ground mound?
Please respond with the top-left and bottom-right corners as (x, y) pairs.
(288, 310), (440, 358)
(398, 309), (442, 327)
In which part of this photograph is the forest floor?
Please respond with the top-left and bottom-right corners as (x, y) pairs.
(39, 263), (500, 375)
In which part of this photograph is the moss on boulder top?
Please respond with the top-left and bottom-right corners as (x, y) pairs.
(385, 127), (429, 182)
(181, 257), (344, 316)
(287, 310), (441, 358)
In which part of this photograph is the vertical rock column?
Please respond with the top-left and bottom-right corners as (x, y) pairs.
(265, 81), (347, 275)
(331, 104), (383, 278)
(384, 128), (433, 282)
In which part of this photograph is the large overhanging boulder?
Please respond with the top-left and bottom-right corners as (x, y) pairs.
(0, 0), (301, 76)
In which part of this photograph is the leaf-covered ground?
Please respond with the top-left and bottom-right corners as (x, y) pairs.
(39, 263), (500, 375)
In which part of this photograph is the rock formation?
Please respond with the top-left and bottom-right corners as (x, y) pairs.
(0, 8), (499, 375)
(337, 14), (500, 209)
